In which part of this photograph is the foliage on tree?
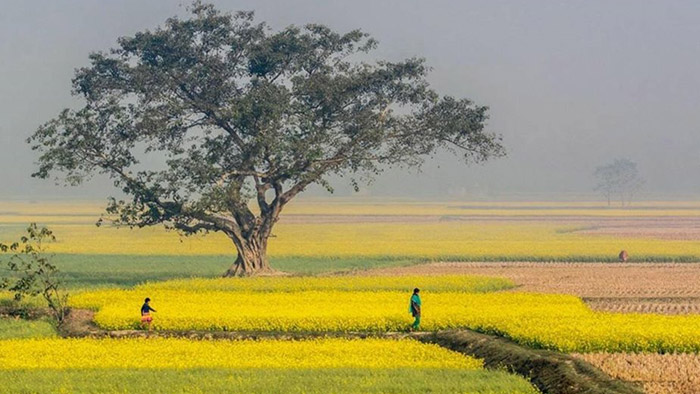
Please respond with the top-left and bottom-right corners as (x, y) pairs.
(0, 224), (69, 325)
(594, 158), (645, 206)
(28, 2), (505, 275)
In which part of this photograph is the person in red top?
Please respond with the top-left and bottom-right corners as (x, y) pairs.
(141, 297), (156, 331)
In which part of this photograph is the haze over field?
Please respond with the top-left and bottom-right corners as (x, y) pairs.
(2, 0), (700, 199)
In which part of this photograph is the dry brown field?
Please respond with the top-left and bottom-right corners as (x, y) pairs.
(574, 353), (700, 394)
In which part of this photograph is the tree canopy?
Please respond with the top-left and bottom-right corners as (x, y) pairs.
(28, 2), (505, 275)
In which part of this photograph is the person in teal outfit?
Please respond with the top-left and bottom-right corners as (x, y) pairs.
(409, 288), (421, 331)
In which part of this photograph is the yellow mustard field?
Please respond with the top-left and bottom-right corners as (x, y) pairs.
(0, 337), (481, 370)
(2, 200), (700, 260)
(265, 222), (700, 260)
(8, 221), (699, 261)
(140, 275), (515, 293)
(70, 277), (700, 353)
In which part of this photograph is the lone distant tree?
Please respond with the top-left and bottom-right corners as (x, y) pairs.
(28, 3), (505, 276)
(594, 158), (644, 207)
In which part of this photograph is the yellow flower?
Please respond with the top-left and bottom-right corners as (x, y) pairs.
(70, 278), (700, 353)
(0, 338), (482, 370)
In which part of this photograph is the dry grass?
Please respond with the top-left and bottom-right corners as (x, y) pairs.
(364, 262), (700, 315)
(574, 353), (700, 394)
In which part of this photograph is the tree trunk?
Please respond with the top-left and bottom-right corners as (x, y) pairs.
(222, 235), (272, 277)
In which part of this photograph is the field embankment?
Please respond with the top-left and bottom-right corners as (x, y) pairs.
(421, 330), (643, 394)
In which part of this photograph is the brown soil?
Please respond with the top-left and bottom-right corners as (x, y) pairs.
(574, 353), (700, 394)
(60, 308), (99, 336)
(363, 262), (700, 314)
(584, 297), (700, 314)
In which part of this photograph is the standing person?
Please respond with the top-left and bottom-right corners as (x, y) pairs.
(409, 288), (421, 331)
(141, 297), (156, 331)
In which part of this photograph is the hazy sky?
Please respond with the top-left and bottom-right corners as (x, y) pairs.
(2, 0), (700, 200)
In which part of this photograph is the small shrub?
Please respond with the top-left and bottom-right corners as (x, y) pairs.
(0, 223), (68, 326)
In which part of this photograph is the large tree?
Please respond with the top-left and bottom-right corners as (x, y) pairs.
(29, 3), (505, 276)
